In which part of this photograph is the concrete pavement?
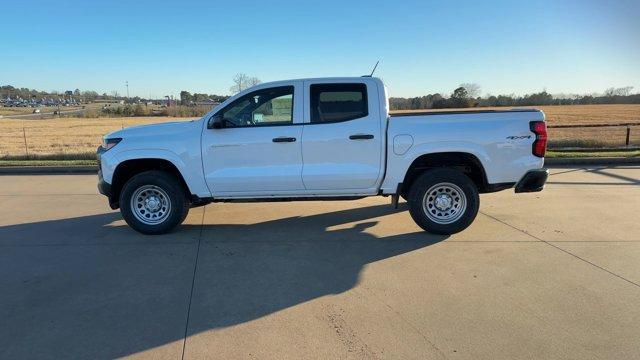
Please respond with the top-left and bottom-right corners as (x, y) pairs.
(1, 167), (639, 359)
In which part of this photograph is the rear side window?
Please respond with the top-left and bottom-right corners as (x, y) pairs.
(310, 83), (368, 123)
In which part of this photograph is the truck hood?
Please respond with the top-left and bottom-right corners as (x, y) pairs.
(105, 119), (200, 139)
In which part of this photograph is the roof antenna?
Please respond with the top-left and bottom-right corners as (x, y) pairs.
(363, 60), (379, 77)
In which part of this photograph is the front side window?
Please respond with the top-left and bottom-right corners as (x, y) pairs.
(310, 83), (368, 123)
(218, 86), (293, 127)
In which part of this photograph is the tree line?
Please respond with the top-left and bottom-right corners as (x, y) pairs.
(4, 81), (639, 110)
(390, 85), (640, 110)
(1, 85), (102, 101)
(2, 73), (260, 106)
(179, 73), (260, 105)
(179, 91), (229, 105)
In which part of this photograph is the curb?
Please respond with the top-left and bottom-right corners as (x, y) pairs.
(0, 166), (98, 175)
(545, 157), (640, 166)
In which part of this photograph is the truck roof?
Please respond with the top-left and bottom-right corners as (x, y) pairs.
(257, 76), (382, 87)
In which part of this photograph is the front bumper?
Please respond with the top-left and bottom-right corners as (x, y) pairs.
(515, 168), (549, 193)
(97, 146), (108, 195)
(96, 146), (117, 209)
(98, 172), (111, 197)
(97, 166), (119, 209)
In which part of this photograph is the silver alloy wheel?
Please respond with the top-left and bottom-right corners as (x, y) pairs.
(422, 182), (467, 225)
(130, 185), (171, 225)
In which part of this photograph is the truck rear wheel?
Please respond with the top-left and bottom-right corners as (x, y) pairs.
(407, 168), (479, 235)
(119, 170), (189, 235)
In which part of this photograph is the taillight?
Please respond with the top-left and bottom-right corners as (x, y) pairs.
(530, 121), (547, 157)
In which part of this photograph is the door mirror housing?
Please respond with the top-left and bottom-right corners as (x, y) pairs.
(208, 114), (224, 129)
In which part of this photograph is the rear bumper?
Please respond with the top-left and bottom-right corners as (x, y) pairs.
(515, 168), (549, 193)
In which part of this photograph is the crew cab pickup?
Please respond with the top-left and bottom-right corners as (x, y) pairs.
(97, 77), (548, 235)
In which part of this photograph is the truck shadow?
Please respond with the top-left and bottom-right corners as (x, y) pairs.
(0, 203), (447, 358)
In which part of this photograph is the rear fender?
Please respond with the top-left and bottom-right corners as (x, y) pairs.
(381, 141), (491, 193)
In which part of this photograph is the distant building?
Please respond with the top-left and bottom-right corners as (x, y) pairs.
(94, 99), (124, 104)
(194, 99), (220, 107)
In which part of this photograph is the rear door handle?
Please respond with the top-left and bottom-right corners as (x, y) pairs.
(349, 134), (374, 140)
(272, 137), (297, 143)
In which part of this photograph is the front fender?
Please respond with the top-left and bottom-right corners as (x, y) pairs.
(102, 149), (211, 198)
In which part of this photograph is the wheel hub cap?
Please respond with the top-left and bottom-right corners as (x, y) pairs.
(145, 196), (161, 212)
(434, 194), (453, 211)
(422, 182), (467, 225)
(130, 185), (171, 225)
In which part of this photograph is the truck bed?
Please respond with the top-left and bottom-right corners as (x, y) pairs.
(380, 108), (545, 193)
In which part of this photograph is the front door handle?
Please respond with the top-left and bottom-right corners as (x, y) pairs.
(272, 137), (297, 143)
(349, 134), (374, 140)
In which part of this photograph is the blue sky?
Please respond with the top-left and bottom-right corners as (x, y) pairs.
(2, 0), (639, 98)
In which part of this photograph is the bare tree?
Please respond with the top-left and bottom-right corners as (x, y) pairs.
(459, 83), (481, 98)
(229, 73), (262, 94)
(247, 77), (261, 87)
(604, 86), (634, 97)
(230, 73), (248, 94)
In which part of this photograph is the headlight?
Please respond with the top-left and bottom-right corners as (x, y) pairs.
(101, 137), (122, 151)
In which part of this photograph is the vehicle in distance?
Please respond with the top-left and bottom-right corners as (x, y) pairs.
(97, 77), (548, 235)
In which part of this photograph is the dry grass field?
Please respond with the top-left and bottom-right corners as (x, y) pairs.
(0, 104), (638, 159)
(530, 104), (640, 125)
(526, 104), (639, 148)
(0, 116), (194, 159)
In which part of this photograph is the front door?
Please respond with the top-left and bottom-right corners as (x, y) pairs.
(201, 83), (305, 195)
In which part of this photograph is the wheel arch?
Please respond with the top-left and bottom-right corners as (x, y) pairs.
(109, 158), (190, 209)
(399, 152), (489, 198)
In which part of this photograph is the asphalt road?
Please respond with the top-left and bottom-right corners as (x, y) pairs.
(1, 166), (639, 359)
(0, 108), (85, 119)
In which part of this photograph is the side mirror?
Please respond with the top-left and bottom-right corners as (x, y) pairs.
(208, 114), (224, 129)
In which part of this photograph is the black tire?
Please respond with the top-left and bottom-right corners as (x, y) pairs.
(407, 168), (479, 235)
(119, 170), (189, 235)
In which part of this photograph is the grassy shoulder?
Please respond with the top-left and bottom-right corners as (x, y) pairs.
(0, 159), (97, 167)
(546, 150), (640, 158)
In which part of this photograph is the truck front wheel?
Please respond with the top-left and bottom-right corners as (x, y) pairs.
(407, 168), (479, 235)
(119, 170), (189, 235)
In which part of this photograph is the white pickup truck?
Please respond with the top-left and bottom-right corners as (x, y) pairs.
(97, 77), (548, 235)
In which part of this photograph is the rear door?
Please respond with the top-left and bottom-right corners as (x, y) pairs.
(201, 82), (305, 195)
(301, 80), (384, 191)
